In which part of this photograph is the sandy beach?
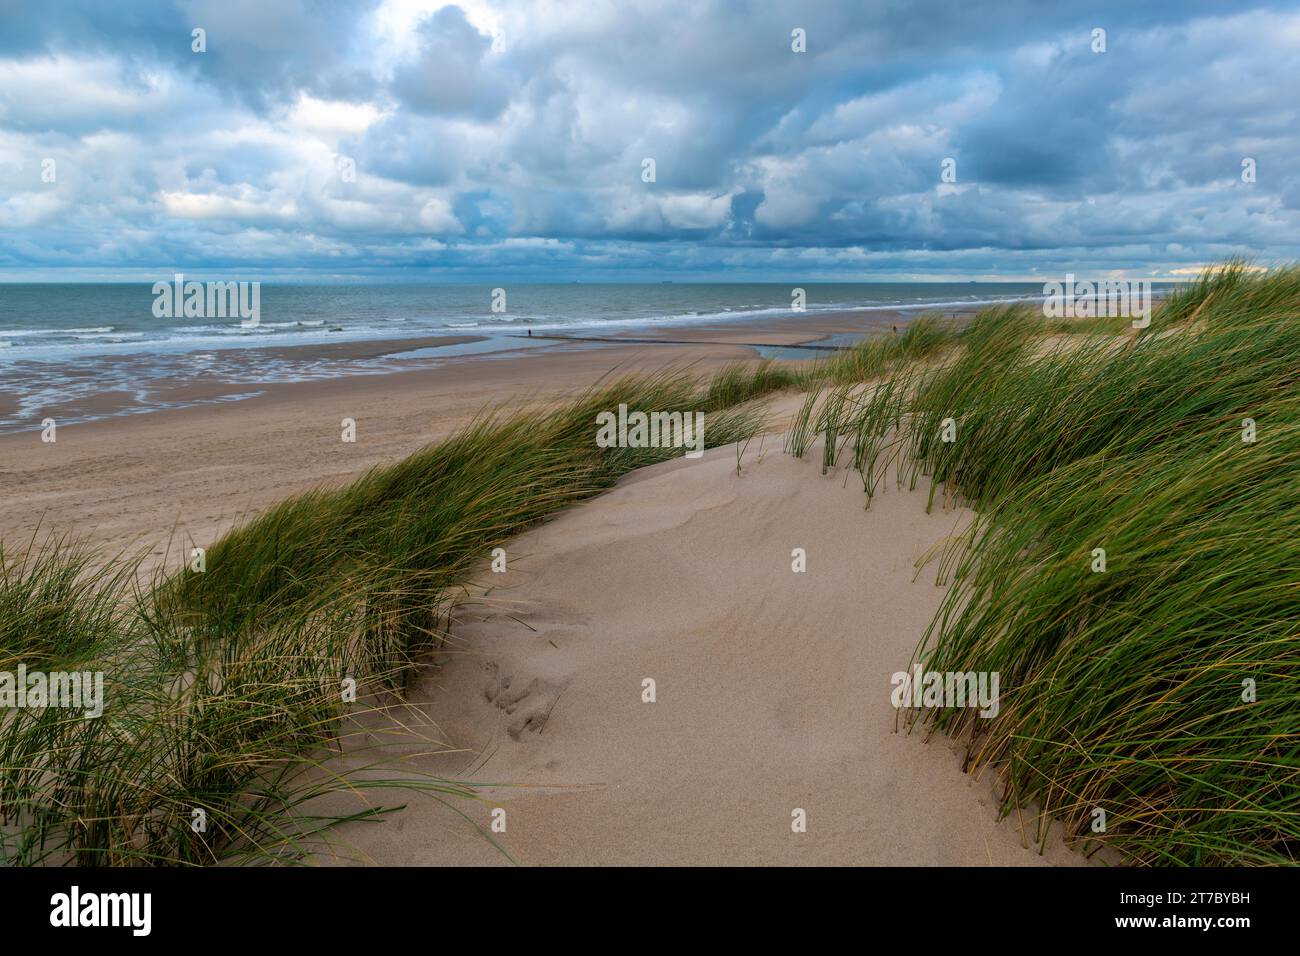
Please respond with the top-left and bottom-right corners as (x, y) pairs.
(0, 308), (940, 563)
(0, 304), (1090, 866)
(6, 270), (1291, 874)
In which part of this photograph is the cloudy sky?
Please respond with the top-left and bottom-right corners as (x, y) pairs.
(1, 0), (1298, 281)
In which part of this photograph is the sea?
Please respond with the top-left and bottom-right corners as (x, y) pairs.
(0, 282), (1166, 432)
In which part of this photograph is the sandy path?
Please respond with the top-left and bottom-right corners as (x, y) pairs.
(321, 432), (1085, 866)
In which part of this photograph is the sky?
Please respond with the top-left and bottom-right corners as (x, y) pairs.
(0, 0), (1298, 282)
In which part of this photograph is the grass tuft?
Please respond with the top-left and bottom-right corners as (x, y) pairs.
(795, 262), (1300, 865)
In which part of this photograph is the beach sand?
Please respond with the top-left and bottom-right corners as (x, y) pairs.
(0, 336), (755, 563)
(314, 423), (1085, 865)
(1, 306), (1085, 865)
(0, 309), (927, 562)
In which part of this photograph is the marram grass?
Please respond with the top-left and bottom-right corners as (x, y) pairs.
(818, 312), (957, 386)
(1, 365), (777, 865)
(798, 261), (1300, 865)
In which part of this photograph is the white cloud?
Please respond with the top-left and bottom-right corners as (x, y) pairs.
(286, 94), (387, 139)
(158, 189), (299, 221)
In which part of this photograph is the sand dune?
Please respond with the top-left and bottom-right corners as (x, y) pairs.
(322, 429), (1087, 866)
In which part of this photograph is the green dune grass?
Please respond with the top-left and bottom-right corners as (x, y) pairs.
(819, 312), (958, 386)
(795, 261), (1300, 865)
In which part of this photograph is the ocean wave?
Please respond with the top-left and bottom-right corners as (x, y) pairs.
(0, 325), (117, 337)
(1, 289), (1138, 364)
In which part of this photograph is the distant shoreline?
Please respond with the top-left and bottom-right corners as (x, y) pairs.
(0, 282), (1185, 363)
(0, 305), (938, 433)
(0, 288), (1173, 434)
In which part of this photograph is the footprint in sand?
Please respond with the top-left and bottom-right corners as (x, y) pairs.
(482, 661), (563, 740)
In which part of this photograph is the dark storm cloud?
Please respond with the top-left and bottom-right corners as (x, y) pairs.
(389, 5), (511, 118)
(0, 0), (381, 111)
